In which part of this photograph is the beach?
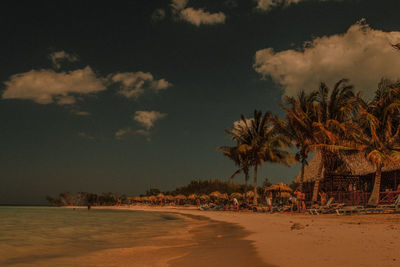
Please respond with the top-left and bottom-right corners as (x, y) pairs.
(111, 205), (400, 267)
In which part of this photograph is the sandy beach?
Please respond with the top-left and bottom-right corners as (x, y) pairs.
(107, 205), (400, 267)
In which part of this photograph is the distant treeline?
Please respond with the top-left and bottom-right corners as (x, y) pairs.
(46, 178), (299, 206)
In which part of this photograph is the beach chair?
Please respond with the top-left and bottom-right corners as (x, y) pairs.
(309, 198), (343, 215)
(364, 194), (400, 214)
(336, 205), (365, 216)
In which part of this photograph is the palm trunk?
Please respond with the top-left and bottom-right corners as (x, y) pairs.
(253, 164), (258, 205)
(244, 171), (249, 203)
(299, 160), (305, 191)
(312, 159), (324, 202)
(368, 164), (382, 206)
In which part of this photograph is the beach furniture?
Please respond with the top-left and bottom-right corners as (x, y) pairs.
(308, 198), (344, 215)
(336, 206), (365, 215)
(364, 194), (400, 214)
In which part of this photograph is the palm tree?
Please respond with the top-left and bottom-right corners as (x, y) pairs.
(277, 90), (318, 191)
(226, 110), (294, 205)
(310, 79), (357, 202)
(216, 145), (251, 202)
(356, 81), (400, 206)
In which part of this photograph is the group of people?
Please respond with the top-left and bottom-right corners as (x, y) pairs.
(289, 189), (307, 213)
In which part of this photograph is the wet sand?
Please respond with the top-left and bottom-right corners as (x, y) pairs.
(35, 207), (267, 267)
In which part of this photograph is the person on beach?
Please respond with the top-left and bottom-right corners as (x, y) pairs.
(319, 191), (327, 206)
(289, 195), (296, 212)
(233, 198), (239, 211)
(301, 192), (306, 212)
(294, 188), (302, 212)
(266, 193), (273, 214)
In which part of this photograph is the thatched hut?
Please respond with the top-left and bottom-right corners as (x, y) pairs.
(295, 151), (400, 204)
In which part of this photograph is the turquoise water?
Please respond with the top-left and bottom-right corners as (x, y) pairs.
(0, 206), (187, 266)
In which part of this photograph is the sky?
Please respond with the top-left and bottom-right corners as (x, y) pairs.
(1, 0), (400, 204)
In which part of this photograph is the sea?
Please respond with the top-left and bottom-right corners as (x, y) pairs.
(0, 206), (267, 267)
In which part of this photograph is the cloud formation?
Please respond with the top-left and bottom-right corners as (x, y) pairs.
(151, 8), (166, 22)
(133, 110), (167, 130)
(115, 128), (133, 140)
(111, 72), (171, 99)
(256, 0), (301, 11)
(253, 20), (400, 97)
(171, 0), (226, 26)
(50, 50), (78, 69)
(3, 66), (106, 104)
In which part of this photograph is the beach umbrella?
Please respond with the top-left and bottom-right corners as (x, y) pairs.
(279, 192), (292, 198)
(246, 191), (255, 198)
(219, 193), (228, 200)
(148, 195), (157, 202)
(133, 196), (141, 202)
(156, 193), (165, 199)
(265, 183), (293, 193)
(175, 194), (187, 200)
(230, 192), (243, 199)
(209, 191), (222, 199)
(165, 195), (174, 201)
(199, 194), (210, 201)
(188, 194), (198, 200)
(140, 196), (149, 202)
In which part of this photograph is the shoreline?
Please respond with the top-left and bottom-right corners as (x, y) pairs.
(104, 205), (400, 267)
(91, 206), (268, 266)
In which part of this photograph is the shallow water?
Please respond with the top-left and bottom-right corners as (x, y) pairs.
(0, 206), (187, 266)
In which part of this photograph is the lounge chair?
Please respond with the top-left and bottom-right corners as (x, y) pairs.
(309, 198), (344, 215)
(364, 194), (400, 214)
(336, 205), (365, 215)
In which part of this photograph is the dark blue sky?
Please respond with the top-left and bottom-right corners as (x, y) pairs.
(1, 0), (400, 204)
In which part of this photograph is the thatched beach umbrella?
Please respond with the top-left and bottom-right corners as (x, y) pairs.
(266, 183), (293, 193)
(175, 194), (187, 200)
(279, 192), (292, 198)
(156, 193), (165, 199)
(148, 195), (157, 202)
(140, 196), (149, 202)
(230, 192), (243, 199)
(165, 195), (174, 201)
(188, 194), (198, 200)
(246, 191), (255, 198)
(219, 193), (228, 200)
(199, 194), (210, 201)
(209, 191), (222, 199)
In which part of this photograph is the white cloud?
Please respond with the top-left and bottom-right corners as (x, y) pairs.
(50, 50), (78, 69)
(57, 96), (76, 105)
(255, 0), (347, 12)
(72, 110), (90, 116)
(111, 72), (171, 99)
(151, 8), (166, 22)
(115, 128), (133, 140)
(171, 0), (188, 11)
(180, 8), (226, 27)
(170, 0), (226, 26)
(256, 0), (301, 11)
(232, 118), (254, 135)
(253, 20), (400, 97)
(133, 110), (167, 130)
(2, 66), (106, 104)
(78, 132), (95, 140)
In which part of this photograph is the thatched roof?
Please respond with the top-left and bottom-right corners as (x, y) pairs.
(266, 182), (292, 192)
(295, 151), (400, 183)
(230, 192), (243, 199)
